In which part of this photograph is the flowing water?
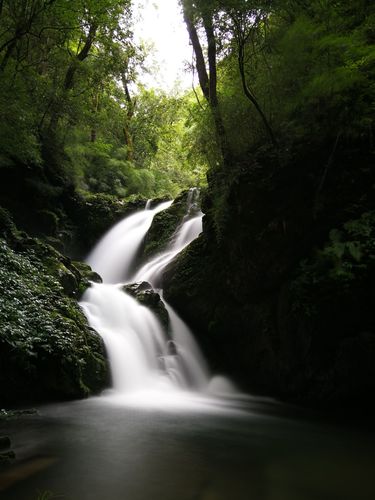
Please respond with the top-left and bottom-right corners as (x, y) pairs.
(81, 189), (215, 397)
(1, 191), (375, 499)
(84, 199), (173, 284)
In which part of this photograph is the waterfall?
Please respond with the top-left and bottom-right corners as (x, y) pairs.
(80, 190), (214, 396)
(85, 200), (172, 284)
(131, 189), (203, 287)
(131, 214), (203, 286)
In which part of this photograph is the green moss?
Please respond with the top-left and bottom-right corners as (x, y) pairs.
(0, 238), (108, 404)
(142, 190), (190, 258)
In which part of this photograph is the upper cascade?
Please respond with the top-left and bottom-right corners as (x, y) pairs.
(86, 200), (173, 284)
(131, 188), (203, 287)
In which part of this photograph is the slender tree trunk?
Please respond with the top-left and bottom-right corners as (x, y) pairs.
(182, 1), (230, 162)
(64, 23), (97, 91)
(121, 73), (135, 161)
(182, 4), (209, 101)
(0, 38), (17, 71)
(236, 32), (278, 147)
(202, 13), (229, 160)
(48, 22), (97, 133)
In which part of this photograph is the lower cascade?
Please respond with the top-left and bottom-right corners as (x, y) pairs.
(80, 191), (230, 398)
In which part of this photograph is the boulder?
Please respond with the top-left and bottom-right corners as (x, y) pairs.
(122, 282), (170, 333)
(142, 190), (195, 259)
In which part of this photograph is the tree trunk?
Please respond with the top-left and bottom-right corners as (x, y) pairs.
(64, 23), (97, 91)
(202, 13), (229, 161)
(121, 73), (135, 161)
(182, 4), (209, 101)
(0, 38), (17, 72)
(182, 1), (230, 162)
(237, 32), (278, 147)
(48, 22), (97, 133)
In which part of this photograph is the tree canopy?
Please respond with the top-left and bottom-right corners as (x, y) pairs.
(0, 0), (373, 199)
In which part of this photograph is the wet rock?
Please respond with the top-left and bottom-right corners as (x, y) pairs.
(0, 435), (15, 466)
(142, 190), (193, 259)
(72, 261), (102, 284)
(72, 260), (102, 296)
(122, 282), (170, 332)
(0, 450), (15, 459)
(167, 340), (178, 355)
(57, 264), (78, 296)
(122, 281), (152, 297)
(164, 147), (375, 409)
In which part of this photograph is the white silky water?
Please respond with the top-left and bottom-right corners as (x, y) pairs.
(80, 190), (232, 402)
(85, 200), (173, 284)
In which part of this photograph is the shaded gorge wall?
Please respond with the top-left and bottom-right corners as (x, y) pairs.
(163, 142), (375, 409)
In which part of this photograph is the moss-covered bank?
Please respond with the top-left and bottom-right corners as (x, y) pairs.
(0, 210), (109, 404)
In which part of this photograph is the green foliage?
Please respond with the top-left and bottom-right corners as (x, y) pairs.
(129, 88), (208, 193)
(0, 82), (42, 166)
(191, 0), (375, 158)
(0, 0), (373, 205)
(269, 10), (375, 142)
(291, 212), (375, 316)
(0, 0), (209, 201)
(64, 88), (209, 198)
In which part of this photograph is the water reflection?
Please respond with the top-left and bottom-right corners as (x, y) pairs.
(1, 395), (375, 500)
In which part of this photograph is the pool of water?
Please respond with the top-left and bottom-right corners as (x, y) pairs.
(1, 392), (375, 500)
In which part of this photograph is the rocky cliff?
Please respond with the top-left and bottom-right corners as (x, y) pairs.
(163, 141), (375, 408)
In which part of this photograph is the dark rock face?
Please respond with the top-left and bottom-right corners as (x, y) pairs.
(122, 282), (170, 333)
(164, 144), (375, 408)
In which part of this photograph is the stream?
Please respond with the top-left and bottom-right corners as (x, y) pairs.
(1, 192), (375, 499)
(1, 396), (375, 499)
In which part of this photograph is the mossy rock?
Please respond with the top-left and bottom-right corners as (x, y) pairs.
(142, 190), (194, 259)
(122, 282), (170, 333)
(63, 192), (156, 259)
(0, 237), (109, 404)
(72, 261), (102, 285)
